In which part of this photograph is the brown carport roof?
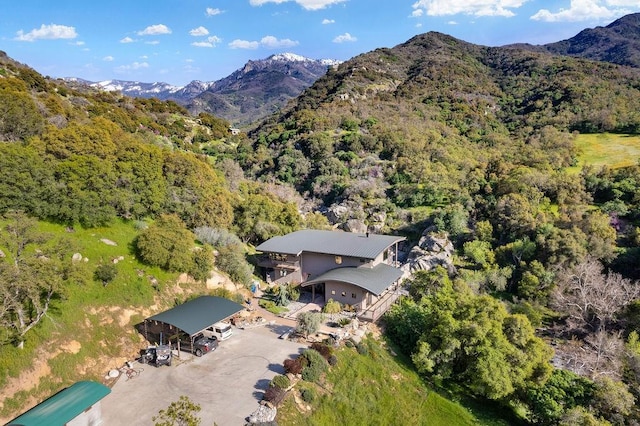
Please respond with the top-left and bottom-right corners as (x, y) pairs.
(147, 296), (244, 336)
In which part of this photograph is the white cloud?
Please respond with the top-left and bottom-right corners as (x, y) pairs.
(145, 40), (160, 45)
(103, 55), (114, 62)
(448, 20), (459, 25)
(120, 36), (134, 43)
(15, 24), (77, 42)
(531, 0), (634, 22)
(322, 18), (335, 24)
(411, 0), (528, 17)
(115, 61), (149, 73)
(228, 35), (298, 49)
(191, 35), (222, 48)
(411, 9), (424, 17)
(206, 7), (223, 16)
(137, 24), (171, 36)
(250, 0), (347, 11)
(333, 32), (357, 43)
(229, 39), (260, 49)
(70, 41), (85, 46)
(190, 26), (210, 36)
(260, 35), (299, 48)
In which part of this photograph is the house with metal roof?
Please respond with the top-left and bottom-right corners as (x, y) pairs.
(8, 381), (110, 426)
(256, 230), (406, 321)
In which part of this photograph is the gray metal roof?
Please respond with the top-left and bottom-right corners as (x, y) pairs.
(147, 296), (244, 336)
(302, 264), (404, 296)
(255, 229), (405, 259)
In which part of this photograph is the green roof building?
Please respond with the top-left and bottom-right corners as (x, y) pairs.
(8, 381), (110, 426)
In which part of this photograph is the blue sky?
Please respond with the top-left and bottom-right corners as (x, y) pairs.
(2, 0), (639, 86)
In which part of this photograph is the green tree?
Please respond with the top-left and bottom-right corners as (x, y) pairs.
(215, 244), (254, 287)
(592, 377), (634, 424)
(135, 215), (195, 272)
(323, 299), (342, 320)
(190, 246), (214, 283)
(0, 211), (69, 347)
(386, 271), (552, 400)
(296, 311), (323, 338)
(463, 240), (495, 269)
(0, 83), (45, 141)
(153, 395), (201, 426)
(525, 369), (595, 424)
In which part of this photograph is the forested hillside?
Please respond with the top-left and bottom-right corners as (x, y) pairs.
(2, 22), (640, 424)
(245, 32), (640, 423)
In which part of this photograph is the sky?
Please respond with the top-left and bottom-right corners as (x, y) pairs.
(2, 0), (640, 86)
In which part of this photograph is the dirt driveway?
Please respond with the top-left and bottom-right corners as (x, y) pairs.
(101, 322), (305, 425)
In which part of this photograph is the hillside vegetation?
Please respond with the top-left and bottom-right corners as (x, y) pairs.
(2, 22), (640, 424)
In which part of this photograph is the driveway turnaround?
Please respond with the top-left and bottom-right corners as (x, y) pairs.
(101, 322), (306, 426)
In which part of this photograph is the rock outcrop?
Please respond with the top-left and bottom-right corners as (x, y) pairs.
(402, 227), (455, 274)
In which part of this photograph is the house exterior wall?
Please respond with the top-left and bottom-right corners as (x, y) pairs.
(301, 252), (371, 280)
(324, 281), (378, 310)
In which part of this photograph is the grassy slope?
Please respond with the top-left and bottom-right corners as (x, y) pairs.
(0, 219), (189, 420)
(571, 133), (640, 171)
(277, 337), (517, 426)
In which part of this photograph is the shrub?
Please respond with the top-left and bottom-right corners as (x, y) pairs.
(356, 342), (369, 355)
(301, 349), (328, 383)
(259, 299), (287, 315)
(328, 355), (338, 366)
(284, 357), (303, 375)
(337, 317), (351, 327)
(311, 342), (333, 361)
(324, 336), (336, 347)
(271, 374), (291, 390)
(345, 339), (355, 348)
(94, 263), (117, 285)
(302, 363), (323, 383)
(263, 386), (286, 404)
(301, 387), (316, 403)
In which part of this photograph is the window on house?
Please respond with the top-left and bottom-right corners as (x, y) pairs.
(341, 291), (346, 297)
(359, 258), (366, 263)
(331, 290), (336, 295)
(383, 250), (389, 260)
(351, 293), (356, 298)
(335, 256), (342, 264)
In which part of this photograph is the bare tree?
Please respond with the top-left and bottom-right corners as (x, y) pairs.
(552, 257), (640, 332)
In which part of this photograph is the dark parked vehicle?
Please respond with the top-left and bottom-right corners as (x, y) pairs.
(173, 333), (218, 357)
(140, 344), (172, 367)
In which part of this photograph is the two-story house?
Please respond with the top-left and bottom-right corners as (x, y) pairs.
(256, 229), (406, 321)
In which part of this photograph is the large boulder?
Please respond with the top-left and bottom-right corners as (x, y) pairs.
(341, 218), (368, 234)
(326, 204), (349, 225)
(402, 227), (455, 274)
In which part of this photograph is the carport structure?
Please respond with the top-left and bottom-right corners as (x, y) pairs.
(142, 296), (244, 354)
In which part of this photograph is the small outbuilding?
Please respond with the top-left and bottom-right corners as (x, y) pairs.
(8, 381), (110, 426)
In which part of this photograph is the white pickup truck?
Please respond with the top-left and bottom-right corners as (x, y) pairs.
(203, 321), (234, 341)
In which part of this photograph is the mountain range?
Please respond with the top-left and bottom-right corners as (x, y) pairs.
(66, 53), (340, 126)
(63, 13), (640, 128)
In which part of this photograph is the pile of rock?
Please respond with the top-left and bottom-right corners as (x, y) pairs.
(247, 401), (277, 424)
